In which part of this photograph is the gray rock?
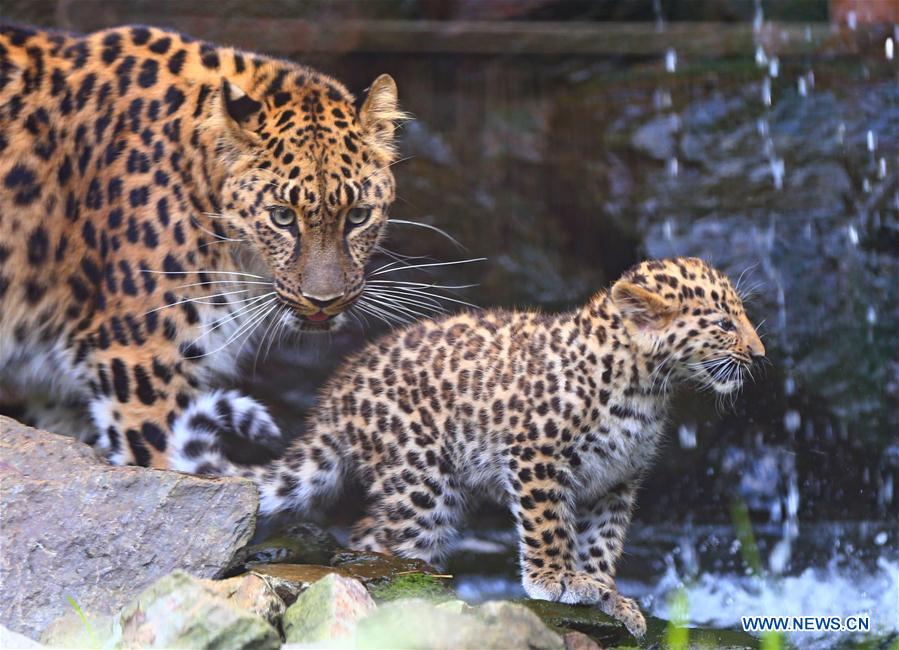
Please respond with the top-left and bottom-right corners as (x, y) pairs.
(631, 115), (679, 161)
(354, 598), (565, 650)
(283, 573), (376, 644)
(115, 571), (280, 649)
(0, 624), (45, 649)
(198, 573), (286, 629)
(0, 417), (258, 639)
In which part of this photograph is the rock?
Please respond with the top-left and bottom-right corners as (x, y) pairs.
(354, 598), (565, 650)
(476, 601), (566, 650)
(563, 630), (603, 650)
(39, 611), (119, 649)
(225, 522), (340, 576)
(198, 573), (285, 629)
(282, 573), (376, 644)
(631, 115), (679, 161)
(435, 599), (473, 615)
(247, 564), (340, 605)
(517, 600), (629, 647)
(330, 550), (437, 586)
(116, 571), (279, 649)
(366, 571), (454, 602)
(0, 417), (258, 638)
(0, 624), (45, 648)
(248, 550), (448, 605)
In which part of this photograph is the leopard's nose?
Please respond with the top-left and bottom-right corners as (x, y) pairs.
(302, 291), (344, 310)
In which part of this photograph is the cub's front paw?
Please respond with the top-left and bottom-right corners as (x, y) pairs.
(523, 570), (612, 604)
(599, 591), (646, 638)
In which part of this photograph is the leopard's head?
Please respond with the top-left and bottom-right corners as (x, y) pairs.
(213, 67), (404, 329)
(611, 257), (765, 394)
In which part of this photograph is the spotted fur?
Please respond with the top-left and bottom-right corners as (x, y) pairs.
(177, 257), (766, 637)
(0, 24), (406, 466)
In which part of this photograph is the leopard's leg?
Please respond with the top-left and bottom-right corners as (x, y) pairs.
(87, 338), (281, 469)
(509, 452), (646, 638)
(574, 482), (645, 637)
(349, 456), (465, 564)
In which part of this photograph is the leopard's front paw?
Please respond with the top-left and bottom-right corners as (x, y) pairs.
(599, 591), (646, 638)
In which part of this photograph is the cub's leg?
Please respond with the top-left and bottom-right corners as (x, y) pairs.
(575, 482), (645, 637)
(349, 460), (465, 564)
(510, 455), (646, 638)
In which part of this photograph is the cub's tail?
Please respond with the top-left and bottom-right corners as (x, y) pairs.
(169, 389), (344, 517)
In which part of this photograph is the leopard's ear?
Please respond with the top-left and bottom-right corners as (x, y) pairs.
(611, 281), (674, 329)
(359, 74), (407, 162)
(220, 78), (262, 129)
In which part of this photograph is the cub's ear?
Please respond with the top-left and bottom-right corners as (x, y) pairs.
(611, 280), (673, 328)
(221, 78), (262, 128)
(360, 74), (406, 162)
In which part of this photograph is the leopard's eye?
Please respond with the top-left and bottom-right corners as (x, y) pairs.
(346, 207), (372, 228)
(717, 318), (736, 332)
(268, 206), (296, 228)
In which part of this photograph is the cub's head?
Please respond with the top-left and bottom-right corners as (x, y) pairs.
(611, 257), (765, 394)
(212, 67), (405, 328)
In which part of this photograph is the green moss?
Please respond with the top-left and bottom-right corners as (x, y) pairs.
(366, 572), (453, 603)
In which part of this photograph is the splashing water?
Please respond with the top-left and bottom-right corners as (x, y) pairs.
(645, 556), (899, 649)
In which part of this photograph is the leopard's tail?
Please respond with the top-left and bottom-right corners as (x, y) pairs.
(169, 389), (345, 517)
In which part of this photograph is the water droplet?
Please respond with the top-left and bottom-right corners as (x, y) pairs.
(755, 45), (768, 67)
(837, 123), (846, 144)
(874, 531), (888, 545)
(678, 423), (697, 449)
(784, 410), (801, 433)
(878, 157), (887, 179)
(867, 130), (876, 152)
(762, 76), (772, 106)
(863, 177), (872, 193)
(847, 10), (857, 30)
(880, 474), (894, 506)
(866, 305), (877, 325)
(653, 88), (672, 110)
(653, 0), (665, 32)
(663, 218), (675, 240)
(768, 57), (780, 78)
(847, 224), (859, 245)
(769, 539), (791, 574)
(665, 48), (677, 73)
(666, 157), (679, 178)
(887, 37), (895, 60)
(797, 76), (808, 97)
(770, 158), (785, 189)
(753, 0), (764, 33)
(756, 118), (769, 137)
(784, 375), (796, 396)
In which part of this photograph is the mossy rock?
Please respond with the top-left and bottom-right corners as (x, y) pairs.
(366, 571), (454, 603)
(519, 600), (757, 649)
(517, 599), (631, 647)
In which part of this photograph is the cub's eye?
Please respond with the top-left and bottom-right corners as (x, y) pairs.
(717, 318), (736, 332)
(268, 206), (296, 228)
(346, 207), (372, 228)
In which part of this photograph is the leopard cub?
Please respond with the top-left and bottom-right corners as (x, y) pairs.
(176, 256), (765, 637)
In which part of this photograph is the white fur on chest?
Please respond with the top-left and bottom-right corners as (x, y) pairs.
(576, 398), (667, 501)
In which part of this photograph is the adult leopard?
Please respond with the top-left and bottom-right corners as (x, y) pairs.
(0, 23), (406, 467)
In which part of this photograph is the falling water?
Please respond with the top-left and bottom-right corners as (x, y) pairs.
(665, 48), (677, 74)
